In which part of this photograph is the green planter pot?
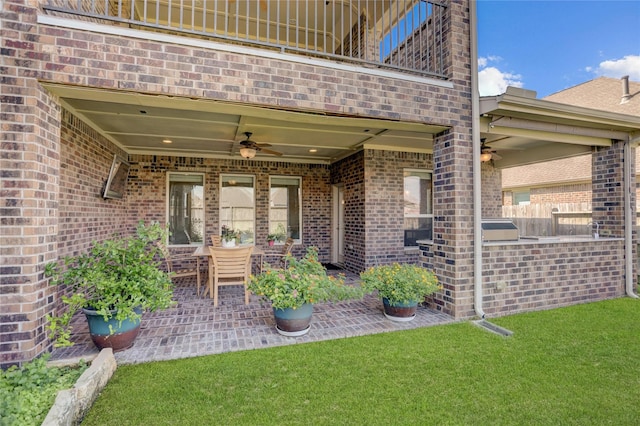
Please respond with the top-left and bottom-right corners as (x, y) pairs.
(382, 298), (418, 322)
(82, 307), (142, 352)
(273, 303), (313, 337)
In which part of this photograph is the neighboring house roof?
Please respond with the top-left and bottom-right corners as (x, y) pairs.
(545, 76), (640, 116)
(502, 77), (640, 190)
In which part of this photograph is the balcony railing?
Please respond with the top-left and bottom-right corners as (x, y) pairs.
(43, 0), (447, 79)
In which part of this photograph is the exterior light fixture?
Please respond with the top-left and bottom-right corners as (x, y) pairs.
(480, 152), (492, 162)
(162, 139), (173, 144)
(239, 147), (257, 159)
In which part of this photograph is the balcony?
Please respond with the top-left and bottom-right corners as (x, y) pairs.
(43, 0), (447, 79)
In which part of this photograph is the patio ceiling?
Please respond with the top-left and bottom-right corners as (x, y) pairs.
(43, 83), (448, 164)
(479, 87), (640, 169)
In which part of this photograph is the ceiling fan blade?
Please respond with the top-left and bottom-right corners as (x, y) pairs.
(491, 152), (503, 161)
(258, 147), (283, 156)
(255, 142), (272, 148)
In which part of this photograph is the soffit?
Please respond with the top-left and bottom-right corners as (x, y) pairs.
(44, 83), (448, 164)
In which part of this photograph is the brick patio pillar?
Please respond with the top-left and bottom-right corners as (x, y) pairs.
(430, 130), (475, 319)
(1, 1), (61, 367)
(592, 142), (634, 238)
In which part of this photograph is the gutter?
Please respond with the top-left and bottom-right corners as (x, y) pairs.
(624, 139), (639, 298)
(470, 0), (485, 319)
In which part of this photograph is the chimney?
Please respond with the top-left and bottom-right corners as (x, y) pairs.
(621, 75), (631, 104)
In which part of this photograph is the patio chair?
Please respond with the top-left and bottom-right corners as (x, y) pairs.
(263, 237), (295, 269)
(208, 245), (253, 307)
(157, 243), (201, 293)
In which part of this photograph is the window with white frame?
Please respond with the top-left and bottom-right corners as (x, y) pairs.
(269, 176), (301, 242)
(403, 170), (433, 246)
(167, 173), (204, 245)
(220, 175), (255, 244)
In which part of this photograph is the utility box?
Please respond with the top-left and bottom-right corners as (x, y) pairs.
(481, 219), (519, 242)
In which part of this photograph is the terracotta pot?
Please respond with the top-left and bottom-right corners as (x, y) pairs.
(382, 298), (417, 322)
(82, 307), (142, 352)
(273, 303), (313, 337)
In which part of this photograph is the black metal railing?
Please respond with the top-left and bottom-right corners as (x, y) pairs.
(43, 0), (447, 78)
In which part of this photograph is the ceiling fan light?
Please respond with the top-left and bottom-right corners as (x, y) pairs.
(240, 147), (256, 159)
(480, 152), (492, 162)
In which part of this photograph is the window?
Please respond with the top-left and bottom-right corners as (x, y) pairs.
(269, 176), (301, 242)
(220, 175), (255, 244)
(403, 170), (433, 246)
(167, 173), (204, 245)
(514, 191), (530, 205)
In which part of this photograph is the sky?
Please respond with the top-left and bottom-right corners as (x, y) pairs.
(477, 0), (640, 98)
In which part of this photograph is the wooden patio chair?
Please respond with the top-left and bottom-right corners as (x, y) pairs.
(263, 237), (295, 269)
(157, 243), (201, 294)
(210, 235), (221, 247)
(208, 245), (253, 307)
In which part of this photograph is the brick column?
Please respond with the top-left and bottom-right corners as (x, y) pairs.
(1, 2), (61, 368)
(592, 142), (628, 238)
(429, 130), (475, 318)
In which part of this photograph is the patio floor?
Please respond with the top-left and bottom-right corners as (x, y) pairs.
(50, 270), (456, 365)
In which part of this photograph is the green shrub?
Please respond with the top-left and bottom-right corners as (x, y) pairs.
(0, 354), (88, 426)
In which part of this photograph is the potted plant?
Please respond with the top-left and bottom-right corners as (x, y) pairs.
(266, 224), (286, 246)
(221, 225), (240, 247)
(360, 263), (441, 322)
(247, 247), (364, 336)
(44, 221), (175, 351)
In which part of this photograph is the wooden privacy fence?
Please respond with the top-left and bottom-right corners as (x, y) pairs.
(502, 202), (640, 236)
(502, 203), (593, 237)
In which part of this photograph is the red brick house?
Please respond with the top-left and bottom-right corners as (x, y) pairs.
(2, 1), (640, 367)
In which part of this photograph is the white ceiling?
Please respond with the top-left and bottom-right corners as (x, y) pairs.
(44, 83), (447, 164)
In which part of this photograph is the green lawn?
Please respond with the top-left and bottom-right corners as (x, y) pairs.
(84, 298), (640, 425)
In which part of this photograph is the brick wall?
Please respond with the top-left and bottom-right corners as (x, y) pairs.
(331, 152), (365, 272)
(0, 80), (61, 368)
(481, 240), (626, 316)
(481, 162), (502, 217)
(127, 155), (332, 262)
(363, 149), (433, 268)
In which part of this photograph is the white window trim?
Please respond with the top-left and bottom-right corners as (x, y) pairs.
(166, 172), (206, 247)
(269, 175), (303, 244)
(219, 173), (256, 241)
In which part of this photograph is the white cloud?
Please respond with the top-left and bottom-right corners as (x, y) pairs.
(589, 55), (640, 81)
(477, 56), (523, 96)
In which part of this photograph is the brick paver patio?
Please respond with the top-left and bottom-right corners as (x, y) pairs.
(51, 270), (455, 365)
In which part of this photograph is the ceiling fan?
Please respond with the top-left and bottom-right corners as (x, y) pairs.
(480, 139), (502, 162)
(239, 132), (283, 158)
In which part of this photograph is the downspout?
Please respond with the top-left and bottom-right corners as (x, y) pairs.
(624, 139), (639, 298)
(470, 0), (486, 318)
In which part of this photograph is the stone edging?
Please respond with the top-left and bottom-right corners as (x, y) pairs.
(42, 348), (116, 426)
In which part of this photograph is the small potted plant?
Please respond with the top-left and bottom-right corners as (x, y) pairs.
(44, 221), (175, 351)
(360, 263), (441, 322)
(266, 224), (286, 246)
(266, 233), (278, 246)
(247, 247), (364, 336)
(220, 225), (240, 247)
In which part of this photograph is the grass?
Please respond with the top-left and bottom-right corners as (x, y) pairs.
(83, 298), (640, 425)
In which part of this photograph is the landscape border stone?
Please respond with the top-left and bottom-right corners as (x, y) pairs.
(42, 348), (116, 426)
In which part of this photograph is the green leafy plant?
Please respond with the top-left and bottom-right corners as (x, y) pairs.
(267, 224), (287, 243)
(220, 225), (240, 242)
(360, 263), (441, 305)
(44, 221), (175, 347)
(247, 247), (364, 310)
(0, 354), (88, 426)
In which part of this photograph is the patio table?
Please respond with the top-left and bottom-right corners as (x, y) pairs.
(192, 245), (264, 297)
